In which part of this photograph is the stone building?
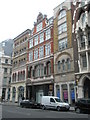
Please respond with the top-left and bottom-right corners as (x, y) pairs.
(0, 43), (12, 101)
(10, 29), (31, 103)
(26, 13), (54, 103)
(53, 1), (75, 104)
(72, 0), (90, 100)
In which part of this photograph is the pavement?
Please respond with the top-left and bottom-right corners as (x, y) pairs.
(0, 102), (75, 111)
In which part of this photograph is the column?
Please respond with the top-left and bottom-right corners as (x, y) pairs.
(60, 84), (63, 101)
(44, 62), (46, 76)
(86, 52), (89, 71)
(5, 88), (8, 100)
(78, 54), (81, 72)
(10, 87), (12, 102)
(54, 83), (56, 96)
(15, 87), (18, 102)
(24, 85), (26, 99)
(78, 85), (84, 98)
(76, 34), (80, 52)
(84, 32), (88, 50)
(67, 83), (71, 104)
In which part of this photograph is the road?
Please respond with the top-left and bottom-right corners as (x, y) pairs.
(1, 105), (90, 119)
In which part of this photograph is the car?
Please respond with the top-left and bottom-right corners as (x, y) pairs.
(75, 98), (90, 113)
(20, 99), (41, 108)
(41, 96), (70, 111)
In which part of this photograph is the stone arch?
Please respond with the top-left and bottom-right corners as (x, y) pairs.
(55, 52), (72, 64)
(79, 74), (90, 86)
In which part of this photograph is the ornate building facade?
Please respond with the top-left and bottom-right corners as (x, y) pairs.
(10, 29), (31, 103)
(72, 0), (90, 100)
(26, 13), (54, 103)
(53, 1), (75, 104)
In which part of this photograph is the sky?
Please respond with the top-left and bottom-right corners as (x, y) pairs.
(0, 0), (65, 42)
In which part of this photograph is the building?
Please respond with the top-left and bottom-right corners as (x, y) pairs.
(26, 13), (54, 103)
(72, 0), (90, 99)
(10, 29), (31, 103)
(0, 40), (13, 102)
(53, 1), (75, 104)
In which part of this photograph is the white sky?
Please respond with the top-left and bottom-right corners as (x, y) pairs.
(0, 0), (65, 42)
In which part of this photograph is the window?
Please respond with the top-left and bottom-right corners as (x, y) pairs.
(82, 13), (85, 26)
(62, 60), (65, 71)
(5, 59), (8, 64)
(58, 22), (67, 34)
(88, 33), (90, 47)
(29, 39), (33, 48)
(46, 29), (51, 40)
(41, 64), (44, 76)
(45, 43), (51, 56)
(58, 10), (66, 19)
(3, 77), (7, 85)
(34, 36), (38, 46)
(59, 38), (67, 51)
(58, 61), (60, 71)
(34, 49), (38, 60)
(50, 98), (55, 103)
(67, 58), (71, 70)
(47, 62), (51, 75)
(82, 55), (87, 67)
(40, 33), (44, 43)
(4, 68), (7, 73)
(39, 46), (44, 58)
(29, 51), (33, 61)
(37, 22), (42, 32)
(81, 35), (85, 48)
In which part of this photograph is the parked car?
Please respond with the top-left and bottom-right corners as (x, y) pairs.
(20, 99), (41, 108)
(41, 96), (70, 111)
(75, 98), (90, 113)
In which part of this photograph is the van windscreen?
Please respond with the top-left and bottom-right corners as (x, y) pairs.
(55, 98), (62, 102)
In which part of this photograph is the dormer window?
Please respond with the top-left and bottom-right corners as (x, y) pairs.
(37, 22), (42, 32)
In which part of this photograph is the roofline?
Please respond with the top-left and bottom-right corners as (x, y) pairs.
(13, 29), (31, 42)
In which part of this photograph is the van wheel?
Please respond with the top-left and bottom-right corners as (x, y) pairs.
(42, 105), (45, 110)
(57, 106), (61, 111)
(76, 108), (81, 113)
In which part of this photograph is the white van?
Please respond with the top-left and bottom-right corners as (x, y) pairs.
(41, 96), (70, 111)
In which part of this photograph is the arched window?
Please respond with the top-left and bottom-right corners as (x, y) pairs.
(62, 59), (65, 71)
(47, 61), (51, 75)
(58, 10), (66, 19)
(57, 61), (60, 71)
(67, 58), (71, 70)
(41, 64), (44, 76)
(82, 13), (85, 26)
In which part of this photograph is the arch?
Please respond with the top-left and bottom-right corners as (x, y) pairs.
(79, 74), (90, 86)
(56, 6), (68, 18)
(55, 52), (72, 64)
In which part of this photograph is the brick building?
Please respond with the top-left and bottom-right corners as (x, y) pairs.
(26, 13), (54, 103)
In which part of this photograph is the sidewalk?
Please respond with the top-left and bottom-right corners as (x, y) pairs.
(0, 102), (18, 106)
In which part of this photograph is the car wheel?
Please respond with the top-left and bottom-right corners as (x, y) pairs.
(76, 108), (81, 113)
(57, 106), (61, 111)
(42, 105), (46, 110)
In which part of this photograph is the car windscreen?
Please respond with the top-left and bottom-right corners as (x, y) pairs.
(55, 98), (62, 102)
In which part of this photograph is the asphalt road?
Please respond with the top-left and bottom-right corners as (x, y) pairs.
(1, 105), (90, 119)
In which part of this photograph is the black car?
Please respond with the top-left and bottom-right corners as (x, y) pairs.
(75, 98), (90, 113)
(20, 100), (41, 108)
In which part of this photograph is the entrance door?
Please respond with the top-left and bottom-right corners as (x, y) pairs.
(84, 78), (90, 98)
(36, 90), (43, 103)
